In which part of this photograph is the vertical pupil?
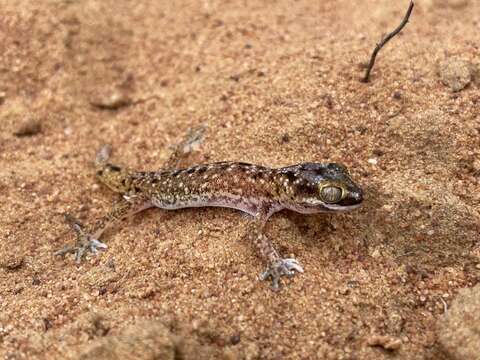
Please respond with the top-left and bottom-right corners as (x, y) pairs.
(322, 186), (342, 203)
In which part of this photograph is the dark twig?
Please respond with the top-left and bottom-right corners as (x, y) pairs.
(362, 1), (414, 83)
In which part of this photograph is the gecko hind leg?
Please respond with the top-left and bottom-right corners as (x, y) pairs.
(55, 198), (153, 263)
(259, 258), (304, 291)
(55, 214), (108, 263)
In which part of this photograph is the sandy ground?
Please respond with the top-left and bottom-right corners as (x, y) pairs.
(1, 0), (479, 359)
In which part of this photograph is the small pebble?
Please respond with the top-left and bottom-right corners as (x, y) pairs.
(14, 118), (42, 137)
(230, 333), (241, 345)
(367, 335), (402, 351)
(439, 57), (472, 92)
(392, 91), (402, 100)
(371, 249), (381, 258)
(0, 255), (24, 270)
(90, 91), (132, 110)
(472, 159), (480, 171)
(280, 133), (290, 143)
(434, 0), (470, 9)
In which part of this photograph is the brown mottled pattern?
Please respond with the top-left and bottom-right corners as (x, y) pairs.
(124, 162), (292, 215)
(66, 158), (362, 289)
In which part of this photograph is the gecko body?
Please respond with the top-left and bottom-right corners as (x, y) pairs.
(101, 161), (362, 216)
(58, 131), (363, 290)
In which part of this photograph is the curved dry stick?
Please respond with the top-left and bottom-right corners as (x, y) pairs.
(362, 1), (414, 83)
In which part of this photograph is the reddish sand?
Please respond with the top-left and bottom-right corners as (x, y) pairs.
(1, 1), (479, 359)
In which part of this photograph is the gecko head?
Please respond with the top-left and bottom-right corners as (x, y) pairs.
(281, 163), (363, 213)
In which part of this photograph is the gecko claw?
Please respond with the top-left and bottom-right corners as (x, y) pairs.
(55, 236), (108, 263)
(179, 124), (207, 154)
(89, 238), (108, 253)
(259, 258), (304, 291)
(55, 214), (107, 263)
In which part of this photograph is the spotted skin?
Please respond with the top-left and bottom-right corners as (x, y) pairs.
(56, 129), (363, 290)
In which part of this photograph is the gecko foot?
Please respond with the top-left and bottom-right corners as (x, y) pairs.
(178, 124), (207, 154)
(259, 258), (304, 291)
(54, 214), (107, 263)
(168, 125), (207, 158)
(163, 124), (207, 170)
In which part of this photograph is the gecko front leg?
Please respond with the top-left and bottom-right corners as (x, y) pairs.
(163, 124), (207, 170)
(247, 206), (303, 291)
(55, 196), (152, 263)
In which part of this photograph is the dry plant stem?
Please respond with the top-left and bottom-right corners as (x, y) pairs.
(362, 1), (414, 83)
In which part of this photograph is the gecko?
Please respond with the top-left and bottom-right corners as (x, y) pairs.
(56, 127), (363, 290)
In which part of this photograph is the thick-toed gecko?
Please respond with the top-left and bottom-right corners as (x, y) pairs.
(56, 127), (363, 290)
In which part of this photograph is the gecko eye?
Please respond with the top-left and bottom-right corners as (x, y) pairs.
(320, 186), (343, 203)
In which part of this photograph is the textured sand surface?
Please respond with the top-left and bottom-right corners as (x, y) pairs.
(1, 0), (479, 359)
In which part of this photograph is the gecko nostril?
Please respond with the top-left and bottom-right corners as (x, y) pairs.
(355, 191), (363, 202)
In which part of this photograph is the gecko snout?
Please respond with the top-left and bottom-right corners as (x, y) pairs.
(338, 187), (363, 207)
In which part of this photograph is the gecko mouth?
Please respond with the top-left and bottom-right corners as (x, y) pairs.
(287, 201), (361, 214)
(323, 203), (362, 211)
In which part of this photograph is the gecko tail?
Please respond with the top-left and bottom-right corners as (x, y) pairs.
(96, 144), (112, 165)
(95, 145), (131, 193)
